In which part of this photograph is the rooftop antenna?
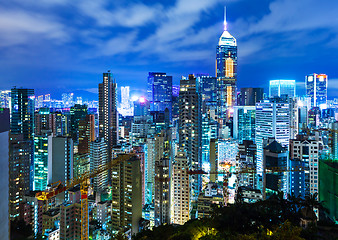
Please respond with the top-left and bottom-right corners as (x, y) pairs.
(224, 6), (227, 31)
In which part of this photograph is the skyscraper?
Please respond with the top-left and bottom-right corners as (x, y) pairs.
(216, 7), (237, 129)
(255, 98), (290, 175)
(11, 88), (35, 140)
(99, 71), (118, 154)
(233, 106), (256, 143)
(90, 138), (108, 193)
(269, 80), (296, 98)
(306, 73), (328, 108)
(147, 72), (173, 115)
(179, 75), (200, 203)
(33, 135), (49, 191)
(237, 88), (264, 106)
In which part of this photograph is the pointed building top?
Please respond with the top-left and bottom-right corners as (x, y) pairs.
(224, 6), (227, 31)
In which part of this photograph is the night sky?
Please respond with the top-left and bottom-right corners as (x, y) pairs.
(0, 0), (338, 100)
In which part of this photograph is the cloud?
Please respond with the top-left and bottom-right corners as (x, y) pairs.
(0, 8), (68, 47)
(77, 0), (161, 27)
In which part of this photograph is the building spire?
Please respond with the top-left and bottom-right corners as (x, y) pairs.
(224, 6), (227, 31)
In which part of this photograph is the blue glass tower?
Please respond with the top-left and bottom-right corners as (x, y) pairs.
(216, 7), (237, 135)
(147, 72), (172, 117)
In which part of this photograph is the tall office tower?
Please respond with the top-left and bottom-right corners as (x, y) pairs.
(70, 104), (88, 145)
(54, 112), (70, 136)
(90, 138), (108, 193)
(179, 74), (200, 202)
(131, 97), (152, 144)
(8, 134), (31, 220)
(62, 93), (74, 108)
(78, 114), (95, 155)
(111, 156), (142, 235)
(48, 136), (73, 203)
(330, 122), (338, 159)
(262, 140), (288, 199)
(0, 108), (9, 239)
(154, 131), (171, 226)
(237, 88), (264, 106)
(236, 140), (257, 188)
(197, 76), (218, 173)
(11, 88), (35, 140)
(147, 72), (173, 115)
(269, 80), (296, 98)
(33, 135), (49, 191)
(118, 86), (133, 116)
(288, 158), (308, 198)
(256, 98), (290, 175)
(0, 90), (11, 108)
(36, 95), (44, 108)
(233, 106), (256, 143)
(99, 71), (118, 154)
(35, 108), (55, 136)
(308, 107), (321, 128)
(144, 138), (155, 205)
(171, 151), (190, 225)
(306, 73), (328, 108)
(290, 137), (323, 197)
(216, 7), (237, 127)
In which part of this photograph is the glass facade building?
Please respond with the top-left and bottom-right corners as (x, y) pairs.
(269, 80), (296, 98)
(233, 106), (256, 143)
(33, 136), (48, 191)
(216, 9), (237, 131)
(147, 72), (172, 116)
(306, 73), (328, 108)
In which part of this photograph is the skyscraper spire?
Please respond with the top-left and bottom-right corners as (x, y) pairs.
(224, 6), (227, 31)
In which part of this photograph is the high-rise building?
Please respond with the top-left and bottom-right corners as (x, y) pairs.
(11, 88), (35, 140)
(70, 104), (88, 145)
(48, 136), (73, 203)
(0, 90), (11, 108)
(197, 76), (218, 172)
(118, 86), (133, 116)
(233, 106), (256, 143)
(33, 135), (49, 191)
(237, 88), (264, 106)
(61, 93), (74, 108)
(90, 138), (108, 193)
(147, 72), (173, 116)
(255, 98), (290, 175)
(179, 75), (200, 203)
(269, 80), (296, 98)
(111, 156), (142, 235)
(99, 71), (118, 154)
(78, 114), (95, 155)
(306, 73), (328, 108)
(0, 108), (9, 239)
(290, 137), (323, 197)
(216, 7), (237, 126)
(35, 108), (55, 136)
(54, 112), (70, 137)
(171, 151), (190, 225)
(154, 131), (171, 226)
(262, 140), (288, 199)
(9, 134), (31, 220)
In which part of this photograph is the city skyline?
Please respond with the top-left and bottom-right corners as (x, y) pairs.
(0, 0), (338, 99)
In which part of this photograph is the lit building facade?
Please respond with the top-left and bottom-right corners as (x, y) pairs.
(216, 8), (237, 128)
(269, 80), (296, 98)
(255, 98), (290, 175)
(179, 75), (201, 202)
(306, 73), (328, 108)
(233, 106), (256, 143)
(90, 138), (109, 193)
(99, 71), (118, 155)
(237, 88), (264, 106)
(171, 151), (190, 225)
(147, 72), (173, 116)
(33, 135), (49, 191)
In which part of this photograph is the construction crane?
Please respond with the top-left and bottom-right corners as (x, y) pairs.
(36, 153), (136, 240)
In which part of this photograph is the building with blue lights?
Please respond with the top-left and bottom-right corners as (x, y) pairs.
(269, 80), (296, 98)
(306, 73), (328, 108)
